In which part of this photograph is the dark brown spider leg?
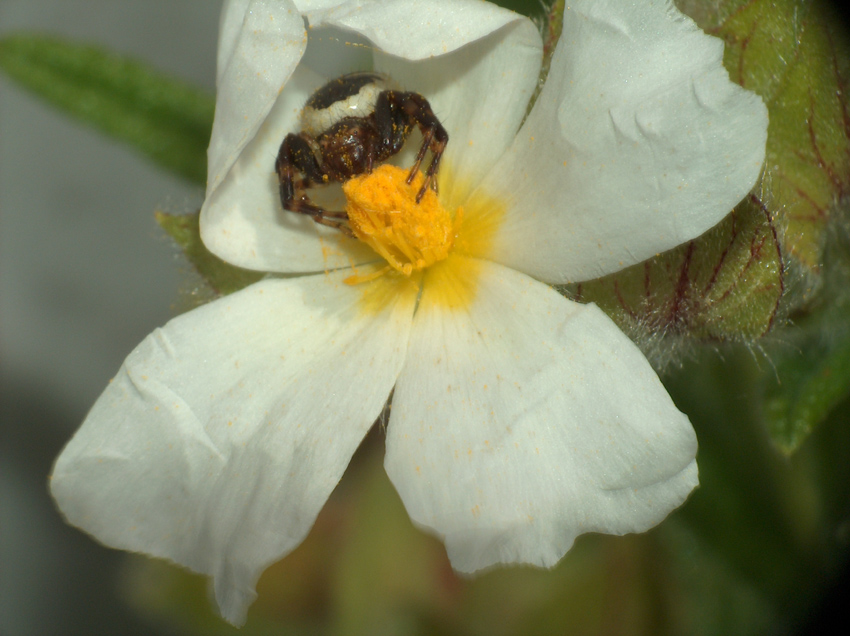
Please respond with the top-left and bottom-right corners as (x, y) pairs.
(276, 133), (354, 237)
(284, 195), (353, 235)
(380, 91), (449, 203)
(396, 93), (448, 203)
(409, 127), (433, 183)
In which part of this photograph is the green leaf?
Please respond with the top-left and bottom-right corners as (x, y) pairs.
(667, 0), (850, 450)
(686, 0), (850, 273)
(762, 228), (850, 453)
(489, 0), (548, 18)
(0, 33), (214, 184)
(764, 327), (850, 454)
(571, 195), (784, 368)
(155, 211), (263, 299)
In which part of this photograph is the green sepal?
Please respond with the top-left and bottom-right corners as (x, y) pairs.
(0, 33), (214, 184)
(570, 195), (784, 367)
(155, 211), (263, 299)
(687, 0), (850, 272)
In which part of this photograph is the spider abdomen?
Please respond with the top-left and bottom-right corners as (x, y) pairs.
(301, 72), (392, 138)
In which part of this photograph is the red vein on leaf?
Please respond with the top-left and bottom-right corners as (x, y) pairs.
(713, 233), (757, 305)
(668, 242), (696, 328)
(736, 19), (759, 88)
(704, 211), (739, 297)
(794, 214), (830, 223)
(806, 92), (845, 192)
(750, 194), (785, 332)
(793, 183), (828, 219)
(735, 230), (768, 293)
(613, 280), (638, 320)
(714, 0), (761, 86)
(826, 26), (850, 166)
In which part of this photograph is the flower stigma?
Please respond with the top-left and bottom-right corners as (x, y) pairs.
(342, 165), (462, 284)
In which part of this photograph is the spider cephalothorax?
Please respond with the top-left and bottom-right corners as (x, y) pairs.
(275, 72), (449, 235)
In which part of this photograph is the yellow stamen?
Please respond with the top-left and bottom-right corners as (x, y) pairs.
(343, 165), (461, 284)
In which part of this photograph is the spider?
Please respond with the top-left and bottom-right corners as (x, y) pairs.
(275, 72), (449, 236)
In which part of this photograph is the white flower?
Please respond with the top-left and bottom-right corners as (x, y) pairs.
(50, 0), (767, 626)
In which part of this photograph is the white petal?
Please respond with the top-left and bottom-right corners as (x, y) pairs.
(216, 0), (248, 86)
(206, 1), (370, 275)
(306, 0), (526, 61)
(385, 258), (697, 572)
(51, 272), (415, 625)
(478, 0), (768, 283)
(203, 0), (536, 274)
(292, 0), (347, 12)
(200, 55), (376, 274)
(308, 0), (543, 204)
(206, 0), (306, 198)
(374, 16), (542, 205)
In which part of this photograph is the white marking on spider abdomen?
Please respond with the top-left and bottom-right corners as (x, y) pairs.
(301, 79), (393, 137)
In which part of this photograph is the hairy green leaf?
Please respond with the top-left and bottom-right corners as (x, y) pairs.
(564, 1), (850, 357)
(571, 195), (784, 368)
(685, 0), (850, 272)
(0, 33), (214, 184)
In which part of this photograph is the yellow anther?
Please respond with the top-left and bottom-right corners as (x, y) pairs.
(343, 165), (459, 283)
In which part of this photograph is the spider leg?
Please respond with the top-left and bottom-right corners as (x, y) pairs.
(398, 93), (448, 202)
(276, 132), (354, 236)
(380, 91), (448, 203)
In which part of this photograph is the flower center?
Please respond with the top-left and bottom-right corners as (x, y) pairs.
(342, 165), (461, 283)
